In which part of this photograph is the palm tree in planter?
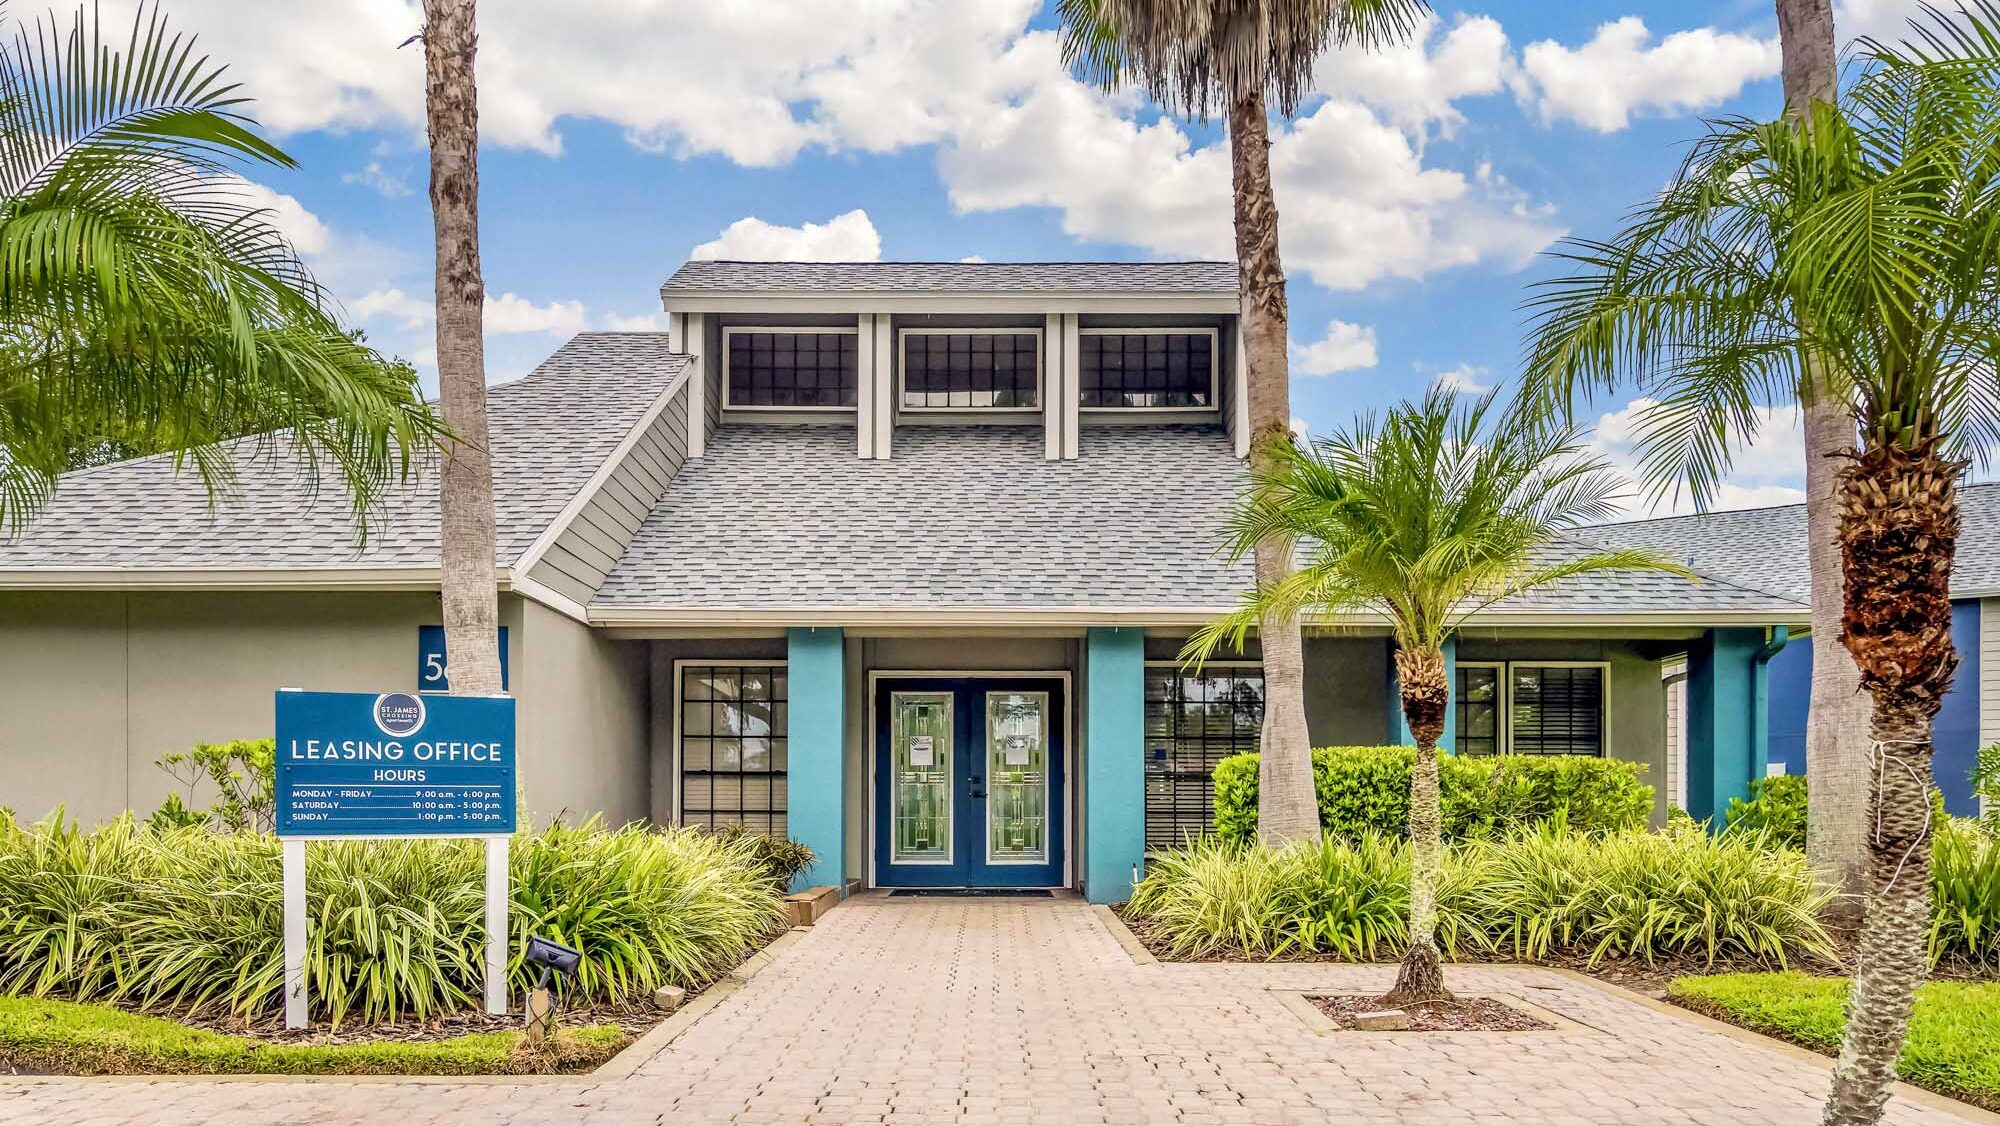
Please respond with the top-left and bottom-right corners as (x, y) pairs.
(1056, 0), (1427, 847)
(1520, 9), (2000, 1121)
(1186, 385), (1686, 1004)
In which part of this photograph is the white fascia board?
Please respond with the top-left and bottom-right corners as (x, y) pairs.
(502, 570), (593, 624)
(658, 292), (1240, 316)
(585, 604), (1813, 632)
(0, 565), (442, 591)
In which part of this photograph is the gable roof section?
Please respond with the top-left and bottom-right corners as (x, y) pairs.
(0, 333), (685, 587)
(590, 424), (1808, 628)
(1579, 482), (2000, 602)
(662, 260), (1239, 296)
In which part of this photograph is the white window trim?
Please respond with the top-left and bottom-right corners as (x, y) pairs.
(1456, 659), (1612, 757)
(897, 326), (1045, 413)
(1077, 327), (1221, 412)
(671, 658), (789, 828)
(721, 325), (860, 413)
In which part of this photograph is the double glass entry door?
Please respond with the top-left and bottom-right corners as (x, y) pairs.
(874, 677), (1066, 888)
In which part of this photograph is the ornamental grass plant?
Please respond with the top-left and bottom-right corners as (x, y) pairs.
(0, 812), (786, 1026)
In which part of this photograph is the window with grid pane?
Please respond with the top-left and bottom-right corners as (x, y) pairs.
(726, 331), (857, 408)
(1509, 666), (1604, 756)
(1080, 333), (1214, 407)
(680, 665), (788, 834)
(1454, 665), (1502, 756)
(901, 332), (1039, 408)
(1144, 667), (1263, 850)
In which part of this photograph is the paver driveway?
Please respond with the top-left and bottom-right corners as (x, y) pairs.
(2, 894), (1988, 1125)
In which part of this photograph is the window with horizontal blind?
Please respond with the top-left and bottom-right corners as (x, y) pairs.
(1509, 665), (1605, 756)
(1079, 331), (1216, 408)
(724, 329), (858, 408)
(679, 664), (788, 834)
(901, 331), (1040, 409)
(1143, 666), (1263, 850)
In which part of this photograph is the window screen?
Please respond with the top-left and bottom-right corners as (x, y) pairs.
(726, 331), (857, 408)
(1144, 667), (1263, 850)
(1509, 665), (1605, 756)
(902, 333), (1039, 408)
(1454, 665), (1502, 756)
(1080, 333), (1215, 407)
(680, 665), (788, 833)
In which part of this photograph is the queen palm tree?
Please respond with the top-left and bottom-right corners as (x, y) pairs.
(1058, 0), (1427, 847)
(1775, 0), (1873, 922)
(1521, 9), (2000, 1121)
(0, 2), (438, 531)
(1187, 386), (1686, 1003)
(420, 0), (501, 696)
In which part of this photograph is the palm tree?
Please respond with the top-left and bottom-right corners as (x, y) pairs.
(421, 0), (501, 696)
(1520, 10), (2000, 1121)
(0, 3), (438, 531)
(1187, 386), (1686, 1003)
(1058, 0), (1428, 847)
(1775, 0), (1873, 921)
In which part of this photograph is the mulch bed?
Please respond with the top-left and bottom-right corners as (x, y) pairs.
(159, 996), (668, 1045)
(1309, 994), (1552, 1032)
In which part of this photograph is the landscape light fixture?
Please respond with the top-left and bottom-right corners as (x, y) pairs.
(522, 933), (582, 1045)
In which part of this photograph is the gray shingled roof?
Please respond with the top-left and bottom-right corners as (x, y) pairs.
(594, 424), (1807, 618)
(0, 333), (685, 572)
(662, 260), (1238, 294)
(1580, 482), (2000, 602)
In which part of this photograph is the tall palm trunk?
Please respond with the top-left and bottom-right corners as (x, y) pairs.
(1774, 0), (1871, 918)
(1822, 439), (1961, 1126)
(424, 0), (502, 698)
(1226, 87), (1316, 848)
(1385, 643), (1449, 1006)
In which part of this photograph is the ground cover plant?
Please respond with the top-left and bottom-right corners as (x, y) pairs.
(0, 996), (625, 1076)
(1669, 973), (2000, 1111)
(0, 812), (787, 1027)
(1212, 747), (1652, 846)
(1127, 825), (1836, 966)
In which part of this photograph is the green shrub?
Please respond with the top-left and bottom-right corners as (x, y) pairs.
(1723, 773), (1807, 849)
(0, 995), (626, 1075)
(0, 814), (786, 1026)
(706, 822), (816, 887)
(1669, 973), (2000, 1109)
(1129, 824), (1835, 966)
(151, 739), (275, 833)
(1212, 746), (1653, 845)
(1933, 819), (2000, 968)
(1974, 744), (2000, 831)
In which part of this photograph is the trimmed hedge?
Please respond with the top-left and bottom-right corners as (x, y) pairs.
(1723, 773), (1808, 849)
(1212, 746), (1653, 844)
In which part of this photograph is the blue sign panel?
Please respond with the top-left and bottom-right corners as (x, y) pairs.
(418, 625), (509, 693)
(274, 690), (516, 837)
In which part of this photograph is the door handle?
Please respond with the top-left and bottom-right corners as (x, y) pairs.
(968, 777), (986, 800)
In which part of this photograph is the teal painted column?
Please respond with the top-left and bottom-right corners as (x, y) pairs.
(786, 627), (844, 894)
(1085, 627), (1145, 904)
(1439, 635), (1457, 754)
(1387, 640), (1414, 745)
(1685, 627), (1766, 824)
(1387, 637), (1453, 750)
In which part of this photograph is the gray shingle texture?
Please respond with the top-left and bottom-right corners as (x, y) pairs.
(0, 333), (685, 570)
(594, 424), (1807, 616)
(1580, 482), (2000, 602)
(662, 260), (1238, 294)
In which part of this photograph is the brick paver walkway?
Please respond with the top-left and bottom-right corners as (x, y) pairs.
(2, 895), (1986, 1125)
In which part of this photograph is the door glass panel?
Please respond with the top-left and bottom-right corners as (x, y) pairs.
(891, 692), (953, 863)
(986, 692), (1048, 864)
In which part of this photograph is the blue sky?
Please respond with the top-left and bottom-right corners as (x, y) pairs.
(135, 0), (1940, 515)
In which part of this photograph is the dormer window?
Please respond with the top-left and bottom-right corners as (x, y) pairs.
(1079, 329), (1217, 409)
(900, 329), (1041, 410)
(724, 328), (858, 409)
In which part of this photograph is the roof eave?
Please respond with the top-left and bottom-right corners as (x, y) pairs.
(657, 290), (1240, 315)
(584, 604), (1813, 632)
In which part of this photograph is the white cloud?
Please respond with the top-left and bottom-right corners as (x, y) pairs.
(1312, 13), (1516, 140)
(602, 311), (666, 332)
(341, 160), (411, 198)
(1589, 396), (1807, 516)
(691, 209), (883, 262)
(1293, 320), (1378, 376)
(350, 287), (432, 329)
(223, 176), (332, 257)
(1434, 363), (1491, 394)
(1520, 17), (1779, 132)
(483, 292), (591, 336)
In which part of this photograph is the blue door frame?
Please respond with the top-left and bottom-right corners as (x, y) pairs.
(874, 676), (1066, 888)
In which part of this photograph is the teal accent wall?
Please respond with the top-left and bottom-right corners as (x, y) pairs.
(786, 627), (845, 894)
(1686, 627), (1766, 824)
(1085, 627), (1145, 904)
(1440, 635), (1456, 754)
(1387, 640), (1413, 745)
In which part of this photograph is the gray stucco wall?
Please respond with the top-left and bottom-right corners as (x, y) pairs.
(0, 590), (443, 824)
(1302, 635), (1393, 747)
(513, 599), (651, 828)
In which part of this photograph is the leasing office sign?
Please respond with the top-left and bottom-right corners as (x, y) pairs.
(274, 689), (516, 837)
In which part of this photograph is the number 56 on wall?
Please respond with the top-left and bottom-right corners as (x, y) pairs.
(417, 625), (511, 693)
